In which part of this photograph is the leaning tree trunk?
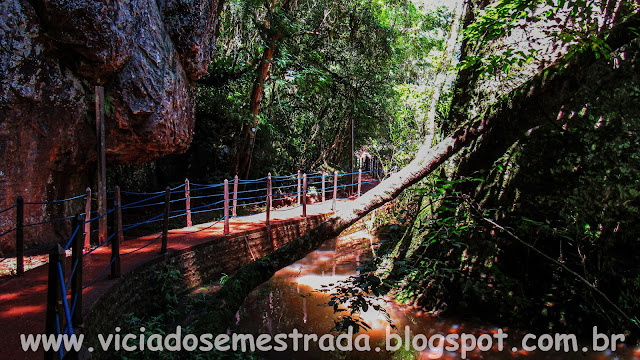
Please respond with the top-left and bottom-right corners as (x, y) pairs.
(195, 12), (640, 335)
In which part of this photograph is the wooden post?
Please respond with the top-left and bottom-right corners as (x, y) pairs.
(95, 86), (107, 247)
(332, 171), (338, 211)
(71, 214), (84, 325)
(322, 170), (326, 203)
(268, 173), (273, 209)
(45, 245), (65, 360)
(302, 173), (307, 218)
(84, 188), (91, 251)
(185, 179), (192, 227)
(115, 186), (123, 245)
(232, 175), (239, 218)
(350, 115), (354, 196)
(358, 168), (362, 197)
(224, 180), (230, 235)
(111, 198), (121, 279)
(161, 186), (170, 254)
(297, 170), (301, 206)
(266, 173), (272, 228)
(16, 195), (23, 276)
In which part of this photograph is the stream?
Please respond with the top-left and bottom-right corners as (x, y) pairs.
(232, 230), (637, 359)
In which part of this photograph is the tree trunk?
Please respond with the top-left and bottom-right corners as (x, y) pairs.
(235, 0), (298, 178)
(423, 0), (467, 147)
(195, 11), (640, 335)
(235, 37), (280, 178)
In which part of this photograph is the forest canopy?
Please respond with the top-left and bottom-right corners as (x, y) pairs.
(188, 0), (453, 180)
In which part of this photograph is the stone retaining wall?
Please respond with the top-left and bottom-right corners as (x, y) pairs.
(84, 214), (330, 344)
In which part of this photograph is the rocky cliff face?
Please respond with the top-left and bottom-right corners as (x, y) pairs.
(0, 0), (224, 255)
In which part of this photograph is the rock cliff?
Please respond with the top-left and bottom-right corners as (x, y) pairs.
(0, 0), (224, 255)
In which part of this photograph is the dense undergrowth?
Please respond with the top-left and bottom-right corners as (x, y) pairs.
(101, 264), (257, 360)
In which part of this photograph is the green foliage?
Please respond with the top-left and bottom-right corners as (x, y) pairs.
(390, 178), (483, 303)
(375, 52), (640, 336)
(193, 0), (452, 178)
(459, 0), (631, 77)
(460, 0), (537, 74)
(117, 265), (258, 360)
(117, 265), (188, 359)
(219, 273), (230, 285)
(152, 265), (183, 318)
(318, 272), (395, 333)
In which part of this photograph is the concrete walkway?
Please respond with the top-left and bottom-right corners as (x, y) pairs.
(0, 196), (363, 359)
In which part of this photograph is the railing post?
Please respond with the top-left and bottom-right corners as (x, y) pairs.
(322, 170), (326, 203)
(115, 186), (123, 245)
(224, 180), (230, 235)
(297, 170), (301, 206)
(302, 173), (307, 218)
(185, 179), (192, 227)
(358, 168), (362, 197)
(111, 198), (121, 279)
(45, 244), (64, 360)
(84, 188), (91, 251)
(161, 186), (170, 254)
(266, 173), (272, 228)
(268, 173), (273, 209)
(71, 214), (84, 325)
(232, 175), (239, 218)
(332, 171), (338, 211)
(16, 195), (24, 276)
(96, 86), (108, 248)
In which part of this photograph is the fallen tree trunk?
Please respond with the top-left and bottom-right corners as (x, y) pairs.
(194, 11), (640, 334)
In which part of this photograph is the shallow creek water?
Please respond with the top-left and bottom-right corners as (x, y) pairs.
(232, 230), (638, 360)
